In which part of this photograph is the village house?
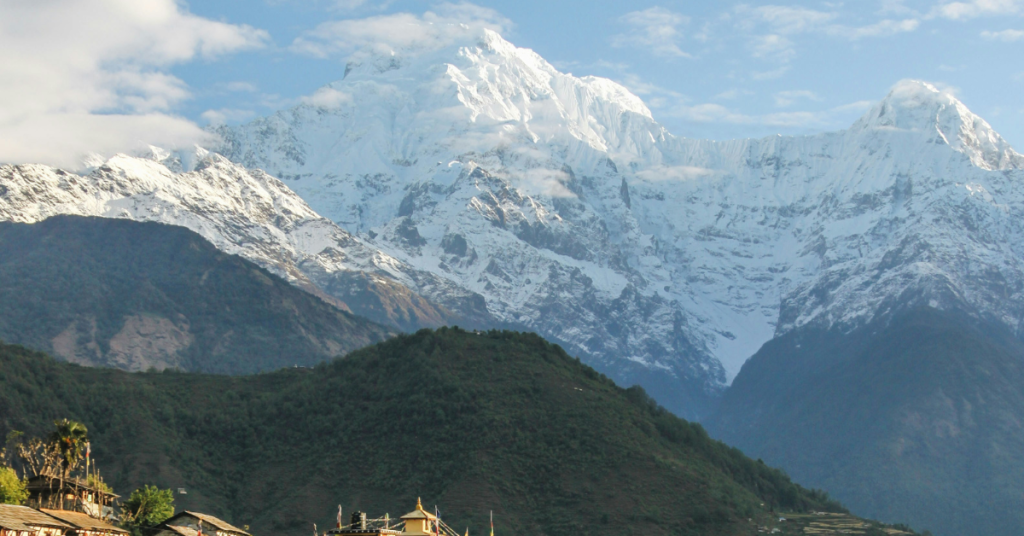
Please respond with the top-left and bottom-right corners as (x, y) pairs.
(39, 509), (128, 536)
(153, 512), (250, 536)
(25, 476), (119, 520)
(0, 505), (72, 536)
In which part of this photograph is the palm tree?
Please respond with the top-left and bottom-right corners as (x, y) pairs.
(48, 419), (88, 509)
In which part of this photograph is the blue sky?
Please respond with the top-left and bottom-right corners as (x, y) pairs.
(2, 0), (1023, 166)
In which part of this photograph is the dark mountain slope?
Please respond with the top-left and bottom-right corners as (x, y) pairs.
(707, 308), (1024, 536)
(0, 216), (392, 373)
(0, 329), (850, 536)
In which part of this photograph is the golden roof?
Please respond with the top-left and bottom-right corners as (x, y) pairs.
(399, 498), (437, 521)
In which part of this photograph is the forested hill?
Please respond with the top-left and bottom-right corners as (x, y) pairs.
(0, 216), (393, 373)
(0, 329), (851, 536)
(707, 308), (1024, 536)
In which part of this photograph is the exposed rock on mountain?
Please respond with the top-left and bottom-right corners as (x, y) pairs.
(0, 150), (478, 333)
(0, 216), (393, 372)
(215, 28), (1024, 419)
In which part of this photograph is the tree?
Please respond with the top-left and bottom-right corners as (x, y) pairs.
(49, 419), (88, 481)
(0, 467), (28, 505)
(121, 486), (174, 530)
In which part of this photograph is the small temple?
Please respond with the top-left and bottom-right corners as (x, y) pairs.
(327, 499), (447, 536)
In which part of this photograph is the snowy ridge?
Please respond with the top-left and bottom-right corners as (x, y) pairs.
(0, 149), (475, 331)
(216, 30), (1024, 418)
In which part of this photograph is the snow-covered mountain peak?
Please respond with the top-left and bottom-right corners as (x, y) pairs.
(853, 79), (1023, 170)
(213, 33), (1024, 416)
(280, 27), (661, 168)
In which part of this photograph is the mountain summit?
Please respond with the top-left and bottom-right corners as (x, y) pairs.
(852, 79), (1023, 170)
(214, 30), (1024, 419)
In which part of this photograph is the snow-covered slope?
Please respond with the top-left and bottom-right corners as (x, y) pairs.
(216, 29), (1024, 419)
(0, 149), (482, 333)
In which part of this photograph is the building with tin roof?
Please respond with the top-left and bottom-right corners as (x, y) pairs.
(39, 509), (127, 536)
(152, 512), (250, 536)
(0, 505), (72, 536)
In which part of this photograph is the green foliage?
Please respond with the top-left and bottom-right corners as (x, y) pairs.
(87, 474), (113, 494)
(49, 419), (88, 476)
(0, 331), (845, 536)
(0, 467), (27, 505)
(122, 485), (175, 529)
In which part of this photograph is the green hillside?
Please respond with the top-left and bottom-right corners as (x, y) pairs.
(0, 329), (847, 536)
(0, 216), (393, 373)
(708, 308), (1024, 536)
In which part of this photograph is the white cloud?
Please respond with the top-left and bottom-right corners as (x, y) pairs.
(0, 0), (268, 168)
(714, 89), (754, 100)
(828, 18), (920, 38)
(981, 28), (1024, 40)
(217, 81), (260, 93)
(932, 0), (1023, 19)
(611, 7), (692, 58)
(736, 5), (838, 34)
(751, 34), (795, 61)
(300, 87), (354, 109)
(774, 90), (821, 107)
(751, 66), (791, 80)
(832, 100), (876, 114)
(200, 108), (257, 126)
(733, 5), (918, 64)
(636, 165), (718, 182)
(665, 98), (878, 130)
(290, 2), (512, 59)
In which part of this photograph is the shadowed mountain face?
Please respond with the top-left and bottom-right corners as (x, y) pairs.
(707, 308), (1024, 536)
(0, 216), (393, 373)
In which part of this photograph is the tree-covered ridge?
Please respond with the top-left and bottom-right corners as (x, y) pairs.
(0, 216), (393, 373)
(0, 330), (844, 536)
(708, 308), (1024, 536)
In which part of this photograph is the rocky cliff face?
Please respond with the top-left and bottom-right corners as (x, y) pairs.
(214, 29), (1024, 418)
(0, 149), (482, 333)
(0, 216), (394, 373)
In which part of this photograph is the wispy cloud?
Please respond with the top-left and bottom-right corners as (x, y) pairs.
(932, 0), (1024, 20)
(0, 0), (268, 168)
(736, 5), (838, 34)
(750, 34), (795, 61)
(751, 66), (791, 80)
(732, 4), (918, 64)
(216, 81), (260, 93)
(611, 7), (692, 58)
(664, 98), (876, 130)
(299, 86), (353, 109)
(774, 90), (821, 107)
(981, 28), (1024, 41)
(291, 2), (511, 59)
(827, 18), (920, 38)
(200, 108), (256, 125)
(714, 89), (755, 100)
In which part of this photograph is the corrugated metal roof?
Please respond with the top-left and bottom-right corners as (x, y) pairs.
(39, 509), (127, 534)
(158, 525), (199, 536)
(163, 512), (250, 536)
(0, 505), (73, 532)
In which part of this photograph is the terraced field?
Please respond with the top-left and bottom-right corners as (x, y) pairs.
(754, 512), (918, 536)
